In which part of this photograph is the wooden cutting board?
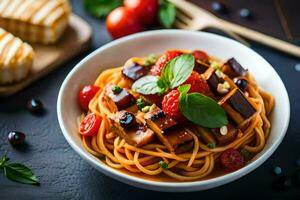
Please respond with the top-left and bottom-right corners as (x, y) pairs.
(0, 14), (92, 97)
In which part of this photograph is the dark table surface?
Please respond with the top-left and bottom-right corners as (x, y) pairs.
(1, 1), (300, 199)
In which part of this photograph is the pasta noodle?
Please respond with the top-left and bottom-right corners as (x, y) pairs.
(78, 50), (274, 182)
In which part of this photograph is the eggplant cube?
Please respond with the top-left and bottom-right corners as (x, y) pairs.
(194, 60), (210, 74)
(106, 86), (136, 110)
(122, 64), (148, 81)
(207, 72), (224, 94)
(228, 89), (256, 119)
(144, 108), (178, 134)
(211, 124), (238, 145)
(220, 89), (257, 125)
(144, 108), (193, 152)
(163, 128), (193, 152)
(222, 58), (247, 78)
(110, 111), (155, 147)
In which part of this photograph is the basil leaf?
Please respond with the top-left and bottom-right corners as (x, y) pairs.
(179, 89), (228, 128)
(159, 0), (176, 28)
(161, 54), (194, 89)
(4, 163), (39, 185)
(132, 75), (161, 95)
(84, 0), (122, 18)
(178, 84), (191, 94)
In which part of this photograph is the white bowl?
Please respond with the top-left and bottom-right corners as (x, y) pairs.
(57, 30), (290, 192)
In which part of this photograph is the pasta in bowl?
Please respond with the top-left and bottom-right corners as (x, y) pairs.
(57, 30), (289, 191)
(77, 49), (274, 182)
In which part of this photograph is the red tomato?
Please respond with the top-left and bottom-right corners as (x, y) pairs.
(192, 50), (209, 61)
(78, 85), (100, 111)
(124, 0), (159, 25)
(106, 7), (143, 39)
(220, 148), (244, 171)
(79, 113), (101, 136)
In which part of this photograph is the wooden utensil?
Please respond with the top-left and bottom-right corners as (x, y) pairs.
(0, 14), (92, 97)
(170, 0), (300, 58)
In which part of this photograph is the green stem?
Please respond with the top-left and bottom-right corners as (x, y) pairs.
(0, 155), (9, 168)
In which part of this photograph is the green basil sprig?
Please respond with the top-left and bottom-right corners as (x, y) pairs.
(132, 75), (161, 95)
(132, 54), (194, 95)
(0, 155), (39, 185)
(84, 0), (122, 18)
(159, 0), (176, 28)
(178, 85), (228, 128)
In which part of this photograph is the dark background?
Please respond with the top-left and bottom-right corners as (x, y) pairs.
(0, 0), (300, 199)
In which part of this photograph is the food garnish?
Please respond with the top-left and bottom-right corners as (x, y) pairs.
(178, 84), (228, 128)
(207, 142), (216, 149)
(0, 155), (39, 185)
(133, 54), (194, 94)
(136, 98), (147, 110)
(159, 161), (169, 169)
(112, 86), (122, 94)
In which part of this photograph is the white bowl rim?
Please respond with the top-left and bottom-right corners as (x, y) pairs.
(57, 29), (290, 191)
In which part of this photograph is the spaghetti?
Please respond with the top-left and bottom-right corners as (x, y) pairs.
(78, 49), (274, 182)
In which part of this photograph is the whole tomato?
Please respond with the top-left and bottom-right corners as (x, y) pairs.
(78, 85), (100, 111)
(124, 0), (159, 25)
(106, 7), (143, 39)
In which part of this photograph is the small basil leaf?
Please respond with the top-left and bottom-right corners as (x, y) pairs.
(179, 92), (228, 128)
(161, 54), (194, 89)
(144, 54), (158, 67)
(178, 84), (190, 94)
(159, 0), (176, 28)
(132, 75), (161, 95)
(4, 163), (39, 185)
(84, 0), (122, 18)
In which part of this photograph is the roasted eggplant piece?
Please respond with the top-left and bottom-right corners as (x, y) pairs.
(106, 85), (136, 110)
(207, 71), (224, 94)
(194, 60), (210, 74)
(144, 108), (177, 134)
(211, 124), (238, 145)
(144, 108), (193, 152)
(219, 88), (257, 125)
(222, 58), (248, 78)
(228, 89), (256, 119)
(122, 63), (148, 81)
(110, 111), (155, 147)
(163, 128), (193, 152)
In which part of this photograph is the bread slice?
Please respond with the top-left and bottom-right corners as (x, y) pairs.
(0, 0), (71, 44)
(0, 27), (34, 84)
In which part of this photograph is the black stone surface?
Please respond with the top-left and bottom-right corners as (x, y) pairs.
(1, 0), (300, 199)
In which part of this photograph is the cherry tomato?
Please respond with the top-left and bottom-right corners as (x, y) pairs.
(106, 7), (143, 39)
(220, 148), (244, 171)
(79, 113), (101, 136)
(192, 50), (209, 61)
(78, 85), (100, 111)
(124, 0), (159, 25)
